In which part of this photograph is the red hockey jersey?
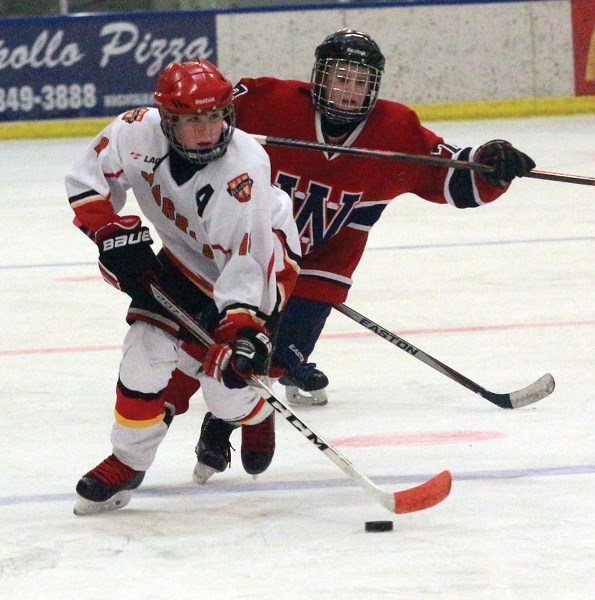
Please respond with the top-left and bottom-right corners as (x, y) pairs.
(233, 77), (507, 304)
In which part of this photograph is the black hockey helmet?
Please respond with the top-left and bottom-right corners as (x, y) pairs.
(311, 29), (385, 123)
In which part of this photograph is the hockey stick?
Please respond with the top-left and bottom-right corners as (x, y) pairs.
(334, 304), (555, 409)
(147, 281), (452, 514)
(252, 134), (594, 186)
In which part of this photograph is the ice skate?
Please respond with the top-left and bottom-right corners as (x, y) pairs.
(241, 412), (275, 477)
(193, 412), (236, 484)
(279, 364), (329, 406)
(74, 454), (145, 516)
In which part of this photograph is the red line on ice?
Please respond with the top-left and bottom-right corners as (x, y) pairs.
(1, 320), (593, 356)
(331, 430), (506, 447)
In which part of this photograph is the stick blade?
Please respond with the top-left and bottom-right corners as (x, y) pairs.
(508, 373), (555, 408)
(393, 470), (452, 514)
(483, 372), (556, 409)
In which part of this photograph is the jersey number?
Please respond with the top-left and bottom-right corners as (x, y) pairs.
(195, 184), (214, 217)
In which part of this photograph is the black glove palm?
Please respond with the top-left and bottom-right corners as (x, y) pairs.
(476, 139), (536, 187)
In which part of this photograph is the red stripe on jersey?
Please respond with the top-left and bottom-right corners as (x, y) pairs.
(273, 229), (300, 309)
(70, 195), (118, 235)
(239, 232), (251, 256)
(235, 396), (268, 425)
(125, 307), (181, 336)
(267, 251), (274, 284)
(210, 243), (233, 258)
(214, 309), (267, 342)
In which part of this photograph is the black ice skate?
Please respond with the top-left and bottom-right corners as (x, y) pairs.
(241, 412), (275, 476)
(279, 363), (329, 406)
(74, 454), (145, 516)
(193, 412), (236, 484)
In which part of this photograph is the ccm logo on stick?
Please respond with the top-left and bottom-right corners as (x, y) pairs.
(102, 229), (151, 250)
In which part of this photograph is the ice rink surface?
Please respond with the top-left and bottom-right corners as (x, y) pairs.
(0, 115), (593, 599)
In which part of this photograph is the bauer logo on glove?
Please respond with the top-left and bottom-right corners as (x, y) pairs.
(100, 228), (152, 252)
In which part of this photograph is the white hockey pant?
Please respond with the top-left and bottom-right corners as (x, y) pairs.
(111, 321), (272, 471)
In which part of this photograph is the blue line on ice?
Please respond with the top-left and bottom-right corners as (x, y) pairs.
(1, 464), (593, 507)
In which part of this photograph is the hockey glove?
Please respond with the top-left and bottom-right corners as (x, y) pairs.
(202, 328), (273, 389)
(476, 139), (536, 187)
(96, 215), (160, 300)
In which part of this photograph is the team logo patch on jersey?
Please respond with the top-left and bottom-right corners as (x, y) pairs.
(122, 107), (149, 123)
(94, 136), (109, 155)
(227, 173), (254, 202)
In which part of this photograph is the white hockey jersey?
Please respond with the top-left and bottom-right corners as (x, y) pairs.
(65, 107), (300, 319)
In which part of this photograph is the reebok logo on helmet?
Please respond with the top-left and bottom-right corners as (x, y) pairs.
(194, 97), (216, 105)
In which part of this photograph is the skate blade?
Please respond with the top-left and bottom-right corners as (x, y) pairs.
(73, 490), (133, 516)
(286, 386), (328, 407)
(192, 462), (218, 485)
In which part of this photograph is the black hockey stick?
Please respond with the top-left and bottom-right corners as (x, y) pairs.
(147, 281), (452, 514)
(252, 134), (594, 187)
(334, 304), (555, 409)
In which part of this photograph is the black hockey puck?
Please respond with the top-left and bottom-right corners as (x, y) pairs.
(365, 520), (393, 532)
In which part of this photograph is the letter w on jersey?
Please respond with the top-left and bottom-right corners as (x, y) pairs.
(276, 173), (361, 253)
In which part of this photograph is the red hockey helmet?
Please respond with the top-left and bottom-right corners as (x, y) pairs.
(154, 60), (235, 164)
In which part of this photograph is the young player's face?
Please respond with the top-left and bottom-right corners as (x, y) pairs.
(322, 61), (371, 112)
(173, 111), (225, 148)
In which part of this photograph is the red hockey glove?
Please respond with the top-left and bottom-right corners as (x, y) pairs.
(95, 215), (160, 300)
(202, 343), (234, 384)
(475, 140), (535, 187)
(202, 328), (273, 389)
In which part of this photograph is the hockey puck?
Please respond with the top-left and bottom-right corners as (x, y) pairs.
(365, 520), (394, 532)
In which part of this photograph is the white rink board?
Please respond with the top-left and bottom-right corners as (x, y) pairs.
(217, 1), (574, 104)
